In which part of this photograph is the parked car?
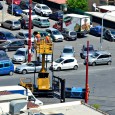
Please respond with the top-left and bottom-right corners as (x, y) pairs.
(1, 20), (21, 30)
(0, 31), (15, 43)
(6, 0), (21, 5)
(80, 44), (95, 59)
(15, 61), (42, 74)
(53, 21), (62, 31)
(19, 0), (34, 10)
(60, 46), (75, 57)
(0, 59), (14, 76)
(0, 2), (3, 10)
(61, 28), (77, 41)
(16, 31), (35, 44)
(49, 10), (63, 21)
(19, 17), (34, 29)
(21, 10), (38, 20)
(7, 4), (22, 16)
(103, 29), (115, 42)
(84, 50), (112, 66)
(12, 48), (28, 63)
(33, 17), (50, 28)
(46, 28), (64, 42)
(0, 40), (25, 51)
(49, 57), (79, 71)
(0, 50), (9, 60)
(89, 25), (106, 37)
(34, 3), (52, 16)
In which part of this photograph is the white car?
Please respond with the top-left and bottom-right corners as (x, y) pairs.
(34, 3), (52, 16)
(21, 10), (38, 20)
(49, 57), (78, 71)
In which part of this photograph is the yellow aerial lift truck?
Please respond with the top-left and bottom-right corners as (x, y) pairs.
(19, 36), (54, 97)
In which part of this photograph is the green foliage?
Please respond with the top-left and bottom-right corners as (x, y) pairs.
(92, 104), (100, 109)
(66, 0), (88, 11)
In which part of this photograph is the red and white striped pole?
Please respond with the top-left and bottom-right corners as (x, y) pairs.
(28, 0), (32, 62)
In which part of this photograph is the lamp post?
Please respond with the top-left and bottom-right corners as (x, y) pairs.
(100, 10), (111, 49)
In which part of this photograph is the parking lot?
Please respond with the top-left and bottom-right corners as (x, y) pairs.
(0, 1), (115, 115)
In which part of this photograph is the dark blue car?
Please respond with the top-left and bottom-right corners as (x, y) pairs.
(89, 25), (102, 37)
(49, 10), (63, 21)
(7, 4), (22, 16)
(0, 31), (15, 43)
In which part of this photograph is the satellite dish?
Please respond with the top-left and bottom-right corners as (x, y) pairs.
(93, 3), (96, 8)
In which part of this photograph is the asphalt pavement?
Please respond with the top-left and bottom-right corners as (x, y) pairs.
(0, 2), (115, 115)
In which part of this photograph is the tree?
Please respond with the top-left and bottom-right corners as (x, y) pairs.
(66, 0), (88, 11)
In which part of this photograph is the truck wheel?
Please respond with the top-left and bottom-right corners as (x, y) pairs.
(57, 67), (61, 71)
(9, 71), (13, 76)
(74, 65), (78, 70)
(22, 69), (27, 74)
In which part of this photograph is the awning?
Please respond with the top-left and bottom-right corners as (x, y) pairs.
(47, 0), (66, 4)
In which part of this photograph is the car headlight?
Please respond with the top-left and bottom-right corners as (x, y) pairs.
(42, 11), (46, 14)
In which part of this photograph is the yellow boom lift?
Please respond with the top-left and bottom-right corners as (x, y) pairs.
(19, 37), (53, 96)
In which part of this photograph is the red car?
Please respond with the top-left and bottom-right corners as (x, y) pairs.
(6, 0), (21, 5)
(53, 21), (62, 31)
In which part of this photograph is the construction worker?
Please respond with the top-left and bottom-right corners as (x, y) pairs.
(35, 32), (41, 43)
(45, 34), (51, 43)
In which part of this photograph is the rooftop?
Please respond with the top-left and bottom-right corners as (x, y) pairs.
(97, 5), (115, 11)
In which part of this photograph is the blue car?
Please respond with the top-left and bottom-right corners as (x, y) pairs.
(89, 25), (102, 37)
(0, 31), (16, 43)
(7, 4), (22, 16)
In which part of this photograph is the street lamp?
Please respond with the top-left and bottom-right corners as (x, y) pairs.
(100, 10), (112, 49)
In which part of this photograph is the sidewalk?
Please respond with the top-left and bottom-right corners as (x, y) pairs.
(0, 11), (20, 23)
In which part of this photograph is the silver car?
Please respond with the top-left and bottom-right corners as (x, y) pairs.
(15, 61), (42, 74)
(1, 20), (21, 30)
(60, 46), (75, 57)
(16, 31), (35, 44)
(12, 48), (28, 63)
(80, 45), (95, 59)
(38, 54), (52, 62)
(84, 50), (112, 66)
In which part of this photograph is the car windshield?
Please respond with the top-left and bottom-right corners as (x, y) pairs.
(15, 50), (25, 56)
(6, 33), (15, 39)
(25, 33), (34, 37)
(15, 6), (21, 9)
(91, 52), (99, 58)
(26, 63), (34, 66)
(111, 31), (115, 35)
(63, 48), (72, 53)
(70, 32), (77, 35)
(84, 47), (94, 51)
(41, 19), (48, 22)
(14, 21), (20, 24)
(55, 58), (64, 63)
(42, 6), (49, 10)
(52, 30), (60, 35)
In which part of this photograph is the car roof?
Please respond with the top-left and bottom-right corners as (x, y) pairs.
(37, 16), (48, 19)
(5, 19), (19, 22)
(0, 31), (12, 34)
(83, 44), (93, 48)
(17, 48), (27, 51)
(95, 50), (111, 55)
(18, 31), (29, 34)
(61, 56), (76, 60)
(64, 45), (73, 49)
(46, 27), (58, 31)
(22, 10), (33, 12)
(38, 4), (47, 6)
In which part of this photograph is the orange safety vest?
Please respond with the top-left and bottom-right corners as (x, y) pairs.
(35, 34), (41, 42)
(45, 36), (50, 43)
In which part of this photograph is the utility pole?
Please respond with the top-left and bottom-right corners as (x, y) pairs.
(85, 41), (89, 103)
(28, 0), (32, 62)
